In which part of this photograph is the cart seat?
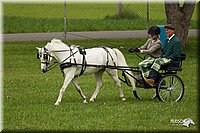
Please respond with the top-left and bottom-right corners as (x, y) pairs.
(160, 53), (186, 71)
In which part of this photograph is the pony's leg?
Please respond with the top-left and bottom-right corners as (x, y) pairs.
(89, 70), (104, 102)
(72, 78), (87, 103)
(106, 69), (126, 101)
(55, 69), (75, 106)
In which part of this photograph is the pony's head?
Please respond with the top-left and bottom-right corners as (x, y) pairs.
(36, 46), (52, 73)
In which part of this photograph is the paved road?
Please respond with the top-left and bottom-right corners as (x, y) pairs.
(3, 29), (198, 42)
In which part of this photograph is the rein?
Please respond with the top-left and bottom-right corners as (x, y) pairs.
(44, 48), (79, 72)
(39, 46), (138, 76)
(135, 53), (146, 60)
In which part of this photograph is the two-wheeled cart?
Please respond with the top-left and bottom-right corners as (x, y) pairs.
(119, 53), (186, 102)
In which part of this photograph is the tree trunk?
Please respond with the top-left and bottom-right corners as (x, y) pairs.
(165, 2), (195, 46)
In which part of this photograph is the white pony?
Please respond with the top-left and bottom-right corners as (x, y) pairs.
(36, 39), (136, 105)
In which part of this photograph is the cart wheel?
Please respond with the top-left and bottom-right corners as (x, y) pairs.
(136, 87), (157, 100)
(157, 74), (184, 102)
(134, 80), (157, 100)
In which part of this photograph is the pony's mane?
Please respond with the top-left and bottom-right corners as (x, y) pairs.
(50, 38), (68, 46)
(47, 38), (79, 51)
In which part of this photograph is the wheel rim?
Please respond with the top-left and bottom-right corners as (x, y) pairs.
(135, 79), (157, 100)
(157, 75), (184, 102)
(136, 87), (157, 100)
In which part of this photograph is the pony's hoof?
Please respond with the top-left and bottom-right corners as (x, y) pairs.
(83, 100), (88, 104)
(89, 98), (95, 102)
(54, 102), (59, 106)
(121, 97), (126, 101)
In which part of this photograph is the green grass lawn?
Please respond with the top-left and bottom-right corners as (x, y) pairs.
(3, 2), (198, 20)
(3, 3), (167, 19)
(3, 38), (198, 132)
(3, 2), (198, 33)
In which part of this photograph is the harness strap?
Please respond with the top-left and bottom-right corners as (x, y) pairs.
(79, 57), (86, 76)
(77, 47), (86, 55)
(60, 62), (72, 70)
(69, 48), (77, 65)
(60, 47), (87, 77)
(100, 46), (116, 66)
(78, 47), (87, 76)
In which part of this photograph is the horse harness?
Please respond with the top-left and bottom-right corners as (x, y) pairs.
(60, 46), (87, 76)
(40, 46), (116, 76)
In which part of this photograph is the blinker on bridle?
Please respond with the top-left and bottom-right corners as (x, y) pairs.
(37, 53), (49, 60)
(37, 47), (50, 64)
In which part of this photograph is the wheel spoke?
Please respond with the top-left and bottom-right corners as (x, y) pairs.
(157, 75), (184, 102)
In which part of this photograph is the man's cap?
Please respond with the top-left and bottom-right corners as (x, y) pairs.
(164, 24), (175, 30)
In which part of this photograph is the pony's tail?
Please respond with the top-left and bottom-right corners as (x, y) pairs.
(112, 48), (136, 91)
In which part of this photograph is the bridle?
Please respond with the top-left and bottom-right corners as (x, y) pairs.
(37, 47), (51, 64)
(37, 47), (78, 72)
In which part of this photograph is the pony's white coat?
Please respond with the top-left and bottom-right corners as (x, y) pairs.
(37, 39), (136, 105)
